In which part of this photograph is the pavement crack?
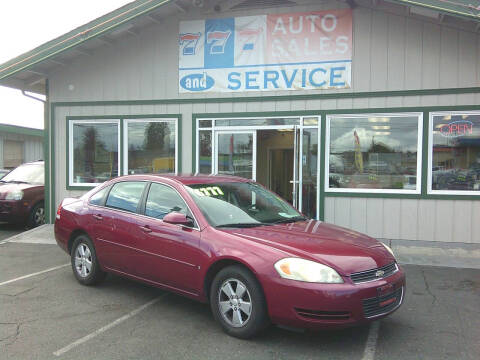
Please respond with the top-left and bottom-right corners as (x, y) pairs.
(421, 269), (437, 306)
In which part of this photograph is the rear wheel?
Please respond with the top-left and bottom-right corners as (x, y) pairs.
(210, 265), (269, 339)
(71, 235), (106, 285)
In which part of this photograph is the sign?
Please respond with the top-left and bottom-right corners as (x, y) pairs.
(439, 121), (474, 138)
(178, 10), (352, 93)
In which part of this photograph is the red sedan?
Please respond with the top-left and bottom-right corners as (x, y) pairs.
(55, 174), (405, 339)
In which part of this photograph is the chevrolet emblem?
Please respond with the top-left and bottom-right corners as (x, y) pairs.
(375, 270), (385, 277)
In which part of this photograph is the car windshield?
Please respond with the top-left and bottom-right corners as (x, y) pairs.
(186, 182), (305, 228)
(1, 164), (44, 185)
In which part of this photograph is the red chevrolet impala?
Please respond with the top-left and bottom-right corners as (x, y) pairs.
(55, 174), (405, 338)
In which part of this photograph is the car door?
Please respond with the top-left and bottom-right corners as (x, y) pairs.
(136, 182), (202, 294)
(101, 181), (147, 274)
(86, 185), (117, 268)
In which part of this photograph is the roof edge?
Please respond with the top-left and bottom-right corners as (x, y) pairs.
(0, 123), (44, 137)
(0, 0), (172, 82)
(387, 0), (480, 22)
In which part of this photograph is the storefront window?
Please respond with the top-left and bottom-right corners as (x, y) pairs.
(71, 121), (119, 185)
(430, 112), (480, 194)
(126, 119), (176, 175)
(215, 118), (300, 127)
(198, 130), (212, 174)
(327, 113), (422, 192)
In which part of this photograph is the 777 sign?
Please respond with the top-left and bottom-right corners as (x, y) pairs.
(179, 32), (202, 55)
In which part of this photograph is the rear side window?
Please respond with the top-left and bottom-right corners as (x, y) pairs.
(145, 183), (190, 220)
(89, 186), (110, 206)
(105, 182), (146, 213)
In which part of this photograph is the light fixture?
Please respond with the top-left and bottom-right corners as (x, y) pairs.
(368, 117), (390, 123)
(462, 115), (469, 119)
(374, 131), (391, 136)
(372, 125), (391, 130)
(443, 115), (451, 121)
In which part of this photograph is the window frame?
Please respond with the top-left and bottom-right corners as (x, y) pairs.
(428, 110), (480, 196)
(123, 118), (178, 176)
(325, 112), (423, 194)
(68, 119), (121, 188)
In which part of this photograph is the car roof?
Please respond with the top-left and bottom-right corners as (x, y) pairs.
(118, 173), (250, 186)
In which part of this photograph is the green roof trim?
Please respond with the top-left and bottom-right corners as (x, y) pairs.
(0, 123), (43, 137)
(388, 0), (480, 21)
(0, 0), (172, 81)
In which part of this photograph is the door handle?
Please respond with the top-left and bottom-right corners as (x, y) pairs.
(140, 225), (152, 233)
(93, 214), (103, 220)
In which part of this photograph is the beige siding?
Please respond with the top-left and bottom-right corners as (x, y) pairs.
(325, 198), (479, 243)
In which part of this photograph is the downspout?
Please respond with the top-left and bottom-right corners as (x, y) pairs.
(21, 82), (51, 224)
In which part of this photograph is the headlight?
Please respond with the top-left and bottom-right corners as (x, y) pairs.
(382, 243), (395, 258)
(274, 258), (344, 283)
(5, 190), (23, 200)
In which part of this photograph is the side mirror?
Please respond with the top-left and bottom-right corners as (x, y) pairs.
(163, 212), (193, 226)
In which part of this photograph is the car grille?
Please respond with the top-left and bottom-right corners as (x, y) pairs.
(362, 287), (403, 318)
(294, 308), (350, 321)
(350, 262), (398, 284)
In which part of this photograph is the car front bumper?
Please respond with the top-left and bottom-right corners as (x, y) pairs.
(261, 264), (406, 330)
(0, 200), (29, 223)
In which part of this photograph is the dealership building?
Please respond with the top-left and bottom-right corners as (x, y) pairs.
(0, 124), (43, 169)
(0, 0), (479, 244)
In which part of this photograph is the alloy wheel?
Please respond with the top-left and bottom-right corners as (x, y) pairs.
(218, 278), (252, 328)
(34, 207), (45, 226)
(74, 243), (92, 278)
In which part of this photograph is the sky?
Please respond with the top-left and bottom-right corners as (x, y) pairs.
(0, 0), (134, 130)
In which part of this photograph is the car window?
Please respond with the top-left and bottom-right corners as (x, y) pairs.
(145, 183), (191, 221)
(89, 186), (110, 206)
(105, 182), (146, 213)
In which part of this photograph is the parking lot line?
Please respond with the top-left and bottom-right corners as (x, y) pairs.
(53, 294), (167, 357)
(361, 321), (380, 360)
(0, 263), (70, 286)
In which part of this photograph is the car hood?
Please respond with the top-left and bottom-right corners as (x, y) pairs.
(219, 220), (394, 275)
(0, 183), (43, 199)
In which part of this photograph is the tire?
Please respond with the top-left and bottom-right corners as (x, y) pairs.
(71, 234), (106, 286)
(27, 202), (45, 228)
(210, 265), (269, 339)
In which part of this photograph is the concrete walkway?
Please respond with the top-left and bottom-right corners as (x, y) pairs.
(1, 225), (479, 269)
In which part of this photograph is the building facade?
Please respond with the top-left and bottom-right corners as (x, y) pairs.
(1, 0), (479, 244)
(0, 124), (43, 169)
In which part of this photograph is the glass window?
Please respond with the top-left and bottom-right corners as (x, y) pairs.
(217, 133), (254, 179)
(2, 163), (44, 185)
(430, 112), (480, 193)
(327, 114), (421, 192)
(215, 118), (300, 127)
(145, 183), (190, 220)
(126, 120), (176, 175)
(187, 182), (303, 227)
(72, 121), (119, 185)
(105, 182), (146, 213)
(302, 128), (318, 218)
(198, 130), (212, 174)
(89, 186), (110, 206)
(199, 120), (212, 128)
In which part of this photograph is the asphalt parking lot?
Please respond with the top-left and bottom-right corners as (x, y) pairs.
(0, 223), (25, 241)
(0, 238), (479, 360)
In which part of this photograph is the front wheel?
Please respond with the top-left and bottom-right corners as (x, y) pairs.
(210, 265), (269, 339)
(71, 235), (106, 285)
(27, 202), (45, 228)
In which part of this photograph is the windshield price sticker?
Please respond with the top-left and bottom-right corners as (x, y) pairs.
(194, 186), (225, 197)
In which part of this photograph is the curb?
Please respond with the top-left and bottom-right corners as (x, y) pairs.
(0, 224), (50, 245)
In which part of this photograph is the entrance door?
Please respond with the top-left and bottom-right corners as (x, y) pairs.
(215, 131), (256, 180)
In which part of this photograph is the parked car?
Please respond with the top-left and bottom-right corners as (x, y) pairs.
(0, 169), (10, 179)
(54, 174), (405, 339)
(0, 161), (45, 228)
